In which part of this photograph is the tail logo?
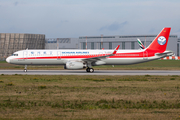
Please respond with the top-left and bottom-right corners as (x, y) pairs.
(158, 36), (166, 45)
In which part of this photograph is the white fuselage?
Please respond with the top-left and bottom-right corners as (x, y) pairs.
(6, 49), (162, 66)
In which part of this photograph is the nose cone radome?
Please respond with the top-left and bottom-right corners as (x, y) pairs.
(6, 57), (10, 63)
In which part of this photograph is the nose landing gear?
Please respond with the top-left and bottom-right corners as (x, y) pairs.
(24, 65), (27, 72)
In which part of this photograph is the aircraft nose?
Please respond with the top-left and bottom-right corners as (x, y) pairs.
(6, 57), (10, 63)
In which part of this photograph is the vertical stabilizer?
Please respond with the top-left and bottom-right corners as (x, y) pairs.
(146, 27), (171, 52)
(137, 38), (145, 49)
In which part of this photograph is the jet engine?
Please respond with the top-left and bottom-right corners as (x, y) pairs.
(64, 61), (86, 70)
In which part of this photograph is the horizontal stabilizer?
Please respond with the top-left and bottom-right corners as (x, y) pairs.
(155, 51), (174, 57)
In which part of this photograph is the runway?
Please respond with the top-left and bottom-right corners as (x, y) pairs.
(0, 70), (179, 75)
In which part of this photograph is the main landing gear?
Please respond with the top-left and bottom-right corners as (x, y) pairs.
(24, 65), (27, 72)
(86, 67), (94, 73)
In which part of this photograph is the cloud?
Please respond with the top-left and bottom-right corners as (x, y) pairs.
(13, 1), (19, 6)
(0, 1), (180, 38)
(100, 21), (128, 31)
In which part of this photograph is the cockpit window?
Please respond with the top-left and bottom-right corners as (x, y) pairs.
(12, 54), (18, 56)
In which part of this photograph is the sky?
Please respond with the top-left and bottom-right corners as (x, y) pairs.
(0, 0), (180, 38)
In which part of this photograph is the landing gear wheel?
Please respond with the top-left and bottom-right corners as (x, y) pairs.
(86, 68), (94, 73)
(86, 68), (90, 72)
(24, 69), (27, 72)
(90, 68), (94, 73)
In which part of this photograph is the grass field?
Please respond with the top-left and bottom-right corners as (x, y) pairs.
(0, 75), (180, 119)
(1, 60), (180, 70)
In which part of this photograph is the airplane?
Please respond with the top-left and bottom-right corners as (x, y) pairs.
(6, 27), (174, 73)
(137, 38), (145, 49)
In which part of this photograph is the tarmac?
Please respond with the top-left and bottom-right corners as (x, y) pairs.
(0, 70), (179, 75)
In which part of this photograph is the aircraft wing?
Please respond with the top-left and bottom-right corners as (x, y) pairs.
(82, 45), (120, 62)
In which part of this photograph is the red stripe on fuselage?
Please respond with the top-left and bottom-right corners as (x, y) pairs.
(14, 52), (155, 60)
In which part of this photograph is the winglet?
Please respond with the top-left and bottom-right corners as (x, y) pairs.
(112, 45), (120, 54)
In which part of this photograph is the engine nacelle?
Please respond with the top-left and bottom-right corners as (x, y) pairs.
(64, 61), (86, 70)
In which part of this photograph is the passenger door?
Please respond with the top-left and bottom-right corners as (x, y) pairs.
(57, 51), (61, 59)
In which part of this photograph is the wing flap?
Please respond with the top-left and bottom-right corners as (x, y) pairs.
(82, 45), (120, 62)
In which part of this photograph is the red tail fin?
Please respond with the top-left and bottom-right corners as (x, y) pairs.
(146, 27), (171, 52)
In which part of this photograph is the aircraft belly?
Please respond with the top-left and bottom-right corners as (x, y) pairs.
(11, 59), (64, 65)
